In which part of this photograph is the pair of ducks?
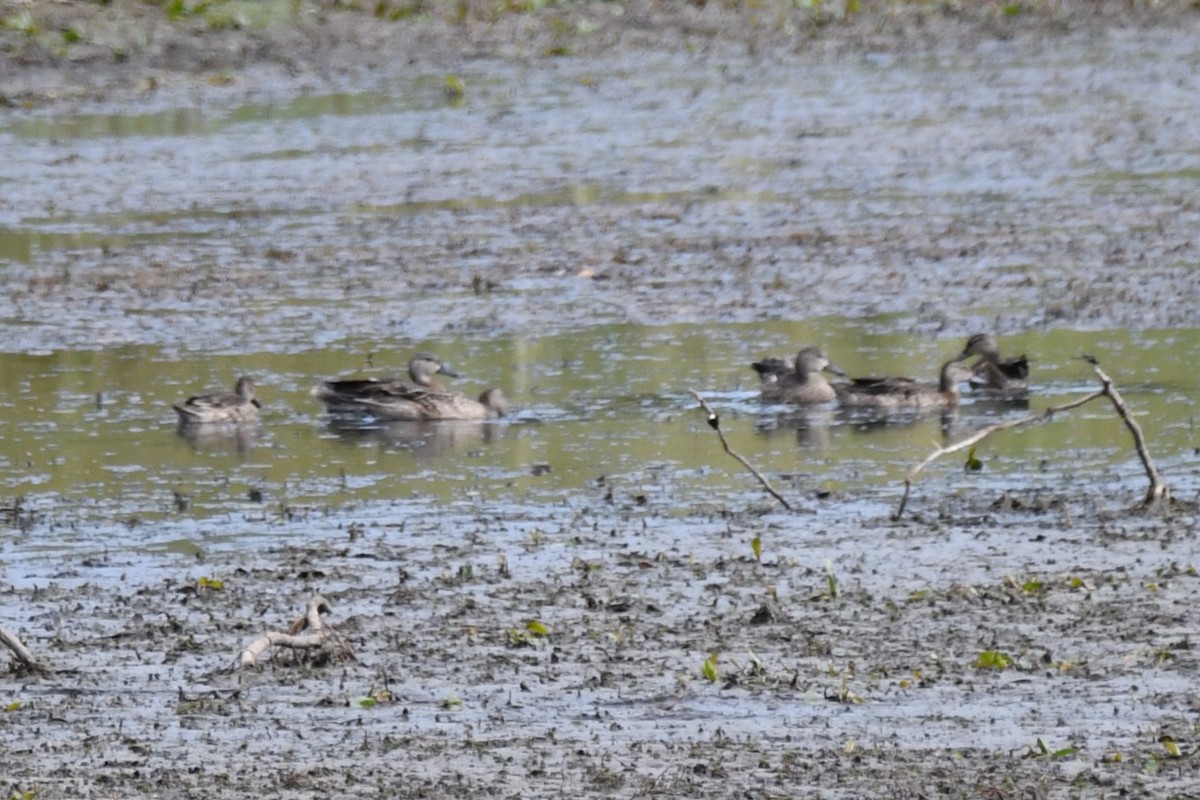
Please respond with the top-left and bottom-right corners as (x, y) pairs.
(754, 333), (1029, 409)
(173, 354), (510, 425)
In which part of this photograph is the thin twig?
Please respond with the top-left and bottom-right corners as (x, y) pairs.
(690, 390), (792, 511)
(895, 356), (1168, 518)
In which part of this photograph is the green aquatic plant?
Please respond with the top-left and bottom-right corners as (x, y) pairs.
(444, 74), (465, 103)
(974, 650), (1013, 670)
(819, 558), (838, 599)
(508, 619), (550, 647)
(1025, 737), (1078, 760)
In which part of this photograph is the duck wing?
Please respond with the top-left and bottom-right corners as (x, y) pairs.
(997, 356), (1030, 382)
(319, 377), (422, 401)
(841, 376), (922, 396)
(751, 357), (792, 382)
(180, 391), (251, 411)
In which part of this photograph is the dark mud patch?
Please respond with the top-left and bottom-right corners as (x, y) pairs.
(5, 494), (1200, 798)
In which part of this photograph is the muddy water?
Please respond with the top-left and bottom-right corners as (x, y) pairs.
(3, 30), (1200, 799)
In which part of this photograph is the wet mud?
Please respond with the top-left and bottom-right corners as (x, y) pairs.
(6, 491), (1200, 798)
(3, 2), (1200, 798)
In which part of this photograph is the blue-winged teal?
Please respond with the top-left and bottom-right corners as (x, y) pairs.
(173, 376), (260, 424)
(835, 356), (975, 410)
(958, 333), (1029, 393)
(753, 346), (845, 405)
(312, 353), (509, 421)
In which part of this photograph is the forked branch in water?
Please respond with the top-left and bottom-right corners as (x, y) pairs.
(894, 356), (1169, 519)
(690, 390), (793, 511)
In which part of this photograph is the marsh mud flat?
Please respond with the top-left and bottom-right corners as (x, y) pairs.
(0, 2), (1199, 352)
(4, 484), (1200, 799)
(3, 2), (1200, 798)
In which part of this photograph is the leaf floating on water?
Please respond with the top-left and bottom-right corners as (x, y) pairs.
(701, 652), (719, 683)
(525, 620), (550, 637)
(965, 445), (983, 472)
(4, 701), (21, 712)
(352, 696), (377, 709)
(750, 536), (763, 563)
(196, 576), (224, 591)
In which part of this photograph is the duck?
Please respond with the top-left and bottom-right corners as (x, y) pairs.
(834, 356), (976, 411)
(958, 333), (1029, 394)
(752, 346), (845, 405)
(312, 353), (509, 421)
(173, 376), (260, 424)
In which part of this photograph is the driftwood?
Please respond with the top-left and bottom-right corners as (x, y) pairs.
(690, 390), (793, 511)
(0, 625), (39, 671)
(894, 356), (1169, 519)
(236, 594), (354, 670)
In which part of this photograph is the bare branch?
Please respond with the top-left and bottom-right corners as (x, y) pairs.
(0, 626), (40, 671)
(236, 594), (353, 670)
(1084, 358), (1169, 504)
(690, 390), (793, 511)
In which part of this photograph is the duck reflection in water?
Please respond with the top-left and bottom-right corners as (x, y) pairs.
(176, 420), (260, 455)
(323, 416), (509, 458)
(755, 407), (837, 449)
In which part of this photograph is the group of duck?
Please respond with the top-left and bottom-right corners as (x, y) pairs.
(171, 333), (1027, 426)
(753, 333), (1029, 410)
(172, 353), (509, 426)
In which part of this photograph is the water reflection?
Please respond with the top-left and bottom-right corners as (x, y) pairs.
(755, 407), (837, 450)
(175, 421), (261, 456)
(321, 416), (510, 458)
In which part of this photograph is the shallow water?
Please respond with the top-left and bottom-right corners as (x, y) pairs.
(3, 29), (1200, 796)
(0, 324), (1196, 541)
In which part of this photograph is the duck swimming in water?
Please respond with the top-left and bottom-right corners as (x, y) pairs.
(312, 353), (509, 421)
(834, 356), (976, 411)
(752, 346), (845, 405)
(958, 333), (1030, 395)
(173, 376), (261, 425)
